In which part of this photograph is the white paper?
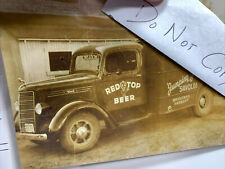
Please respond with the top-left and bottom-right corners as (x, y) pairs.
(0, 50), (20, 169)
(102, 0), (225, 96)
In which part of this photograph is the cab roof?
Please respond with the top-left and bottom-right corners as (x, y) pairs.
(73, 42), (143, 56)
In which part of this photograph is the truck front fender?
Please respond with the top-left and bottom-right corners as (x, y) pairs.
(49, 101), (116, 133)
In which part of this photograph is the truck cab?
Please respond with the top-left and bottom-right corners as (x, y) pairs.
(70, 43), (148, 123)
(17, 42), (213, 153)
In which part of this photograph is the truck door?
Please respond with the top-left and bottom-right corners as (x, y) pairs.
(97, 48), (147, 121)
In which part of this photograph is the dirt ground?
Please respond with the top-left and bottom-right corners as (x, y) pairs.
(17, 95), (225, 169)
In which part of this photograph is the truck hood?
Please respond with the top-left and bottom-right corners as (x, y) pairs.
(18, 73), (98, 91)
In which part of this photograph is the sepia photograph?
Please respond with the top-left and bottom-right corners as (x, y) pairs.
(0, 0), (224, 169)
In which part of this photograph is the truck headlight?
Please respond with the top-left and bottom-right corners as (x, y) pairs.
(35, 103), (42, 115)
(15, 101), (20, 112)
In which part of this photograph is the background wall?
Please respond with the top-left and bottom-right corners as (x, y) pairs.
(18, 39), (136, 82)
(0, 28), (24, 114)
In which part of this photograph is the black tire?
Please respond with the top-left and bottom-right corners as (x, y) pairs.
(193, 87), (213, 117)
(60, 112), (100, 153)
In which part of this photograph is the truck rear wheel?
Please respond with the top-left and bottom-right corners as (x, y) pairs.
(60, 112), (100, 153)
(193, 87), (213, 117)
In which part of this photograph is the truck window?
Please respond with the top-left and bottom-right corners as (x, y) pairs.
(75, 54), (100, 72)
(106, 51), (137, 73)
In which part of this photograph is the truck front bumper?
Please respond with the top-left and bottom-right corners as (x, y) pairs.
(18, 133), (48, 141)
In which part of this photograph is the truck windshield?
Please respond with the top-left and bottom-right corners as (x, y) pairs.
(74, 54), (101, 73)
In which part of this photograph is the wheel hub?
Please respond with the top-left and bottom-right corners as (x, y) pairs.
(199, 96), (206, 108)
(76, 126), (88, 138)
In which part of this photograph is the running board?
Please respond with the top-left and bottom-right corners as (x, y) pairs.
(119, 113), (152, 126)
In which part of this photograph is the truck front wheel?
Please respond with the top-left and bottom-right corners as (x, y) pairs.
(60, 112), (101, 153)
(193, 87), (213, 117)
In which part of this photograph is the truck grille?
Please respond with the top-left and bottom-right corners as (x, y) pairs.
(19, 91), (36, 133)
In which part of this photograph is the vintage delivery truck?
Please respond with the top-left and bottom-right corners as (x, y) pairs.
(17, 42), (213, 153)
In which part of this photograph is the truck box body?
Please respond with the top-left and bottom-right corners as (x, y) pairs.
(143, 44), (198, 114)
